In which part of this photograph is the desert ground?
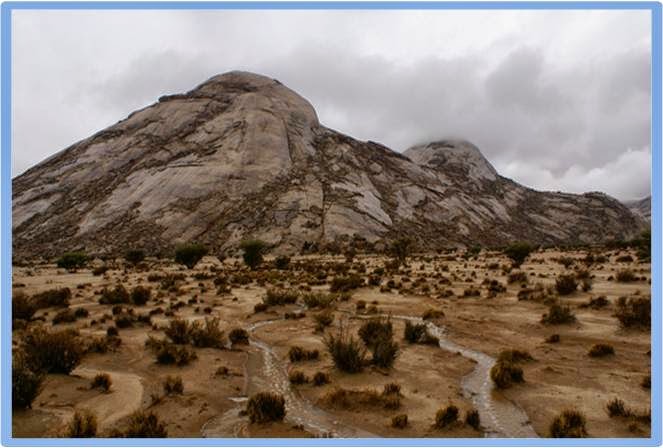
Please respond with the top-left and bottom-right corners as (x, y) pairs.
(11, 246), (651, 438)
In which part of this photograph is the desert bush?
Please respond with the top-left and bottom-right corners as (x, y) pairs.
(434, 404), (459, 429)
(615, 296), (650, 328)
(616, 254), (634, 263)
(13, 292), (37, 322)
(503, 242), (534, 267)
(56, 252), (88, 271)
(90, 373), (112, 392)
(32, 287), (71, 308)
(115, 410), (168, 437)
(52, 309), (77, 325)
(12, 349), (43, 409)
(557, 257), (575, 269)
(145, 337), (197, 366)
(388, 237), (413, 266)
(312, 371), (330, 386)
(370, 335), (399, 369)
(313, 311), (334, 332)
(302, 292), (336, 309)
(189, 317), (225, 348)
(616, 269), (637, 282)
(497, 349), (533, 363)
(545, 334), (560, 343)
(549, 409), (588, 438)
(99, 285), (130, 305)
(555, 274), (578, 295)
(358, 317), (393, 348)
(588, 343), (614, 357)
(581, 296), (609, 309)
(240, 239), (267, 270)
(246, 392), (286, 423)
(490, 360), (524, 389)
(228, 328), (249, 345)
(130, 286), (151, 305)
(264, 288), (299, 306)
(422, 308), (445, 320)
(403, 321), (426, 343)
(253, 303), (268, 313)
(541, 303), (576, 325)
(391, 414), (408, 428)
(322, 387), (400, 410)
(174, 243), (207, 269)
(329, 274), (364, 293)
(274, 255), (290, 270)
(21, 326), (84, 374)
(162, 375), (184, 395)
(465, 409), (481, 430)
(288, 370), (308, 385)
(507, 271), (528, 284)
(125, 249), (145, 265)
(324, 327), (366, 373)
(65, 409), (97, 437)
(288, 346), (319, 362)
(164, 319), (191, 344)
(606, 398), (628, 417)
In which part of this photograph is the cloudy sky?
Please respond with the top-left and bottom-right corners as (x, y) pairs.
(12, 9), (651, 200)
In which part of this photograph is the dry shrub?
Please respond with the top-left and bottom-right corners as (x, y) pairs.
(588, 343), (614, 357)
(32, 287), (71, 308)
(65, 409), (97, 438)
(90, 373), (112, 392)
(507, 271), (528, 284)
(302, 292), (336, 309)
(422, 308), (445, 320)
(391, 414), (408, 428)
(434, 405), (459, 429)
(263, 288), (299, 306)
(113, 410), (168, 437)
(616, 269), (637, 282)
(12, 292), (37, 322)
(288, 346), (319, 362)
(615, 296), (650, 328)
(329, 274), (364, 293)
(162, 375), (184, 395)
(549, 409), (588, 437)
(490, 361), (524, 389)
(312, 371), (330, 386)
(145, 337), (197, 366)
(555, 274), (578, 295)
(288, 370), (309, 385)
(12, 349), (43, 409)
(21, 326), (84, 374)
(324, 327), (366, 373)
(228, 328), (249, 345)
(189, 318), (225, 348)
(130, 286), (151, 305)
(465, 409), (481, 430)
(322, 386), (401, 411)
(541, 303), (576, 325)
(99, 285), (130, 305)
(246, 392), (286, 423)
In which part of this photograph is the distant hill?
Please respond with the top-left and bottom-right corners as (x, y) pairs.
(12, 71), (647, 260)
(623, 196), (651, 222)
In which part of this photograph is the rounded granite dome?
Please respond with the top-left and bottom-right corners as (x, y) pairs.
(404, 139), (498, 182)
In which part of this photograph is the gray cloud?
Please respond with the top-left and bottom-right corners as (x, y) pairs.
(12, 9), (651, 200)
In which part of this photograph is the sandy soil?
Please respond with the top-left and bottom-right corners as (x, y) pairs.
(11, 248), (651, 438)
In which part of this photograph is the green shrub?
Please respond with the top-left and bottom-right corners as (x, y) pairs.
(465, 409), (481, 429)
(312, 371), (330, 386)
(56, 252), (88, 271)
(392, 414), (408, 428)
(615, 296), (650, 328)
(588, 343), (614, 357)
(228, 328), (249, 345)
(324, 327), (366, 373)
(240, 239), (267, 270)
(22, 327), (84, 374)
(329, 274), (364, 293)
(65, 409), (97, 437)
(274, 256), (290, 270)
(246, 392), (286, 423)
(90, 373), (112, 392)
(115, 410), (168, 437)
(174, 243), (207, 269)
(541, 303), (576, 325)
(163, 375), (184, 395)
(12, 292), (37, 322)
(130, 286), (151, 305)
(99, 285), (130, 305)
(435, 404), (459, 429)
(32, 287), (71, 308)
(555, 274), (578, 295)
(125, 249), (145, 265)
(549, 409), (588, 437)
(503, 242), (534, 267)
(12, 349), (43, 409)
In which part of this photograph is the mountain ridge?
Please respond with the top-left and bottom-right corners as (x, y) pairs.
(12, 71), (646, 260)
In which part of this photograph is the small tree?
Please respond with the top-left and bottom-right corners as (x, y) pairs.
(388, 238), (413, 266)
(174, 244), (207, 269)
(56, 252), (88, 271)
(240, 239), (267, 270)
(503, 242), (534, 267)
(125, 249), (145, 265)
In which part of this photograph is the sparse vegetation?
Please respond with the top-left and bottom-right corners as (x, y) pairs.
(555, 274), (578, 295)
(246, 392), (286, 423)
(549, 409), (588, 438)
(329, 274), (364, 292)
(324, 327), (366, 373)
(541, 303), (576, 325)
(65, 410), (97, 437)
(434, 404), (459, 429)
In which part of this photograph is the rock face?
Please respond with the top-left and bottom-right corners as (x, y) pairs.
(623, 196), (651, 222)
(12, 71), (646, 259)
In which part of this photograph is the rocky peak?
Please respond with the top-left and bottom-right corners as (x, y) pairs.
(404, 139), (498, 182)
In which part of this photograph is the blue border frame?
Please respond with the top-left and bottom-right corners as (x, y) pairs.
(0, 2), (661, 446)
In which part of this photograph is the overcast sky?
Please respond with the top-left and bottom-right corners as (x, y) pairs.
(12, 9), (651, 200)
